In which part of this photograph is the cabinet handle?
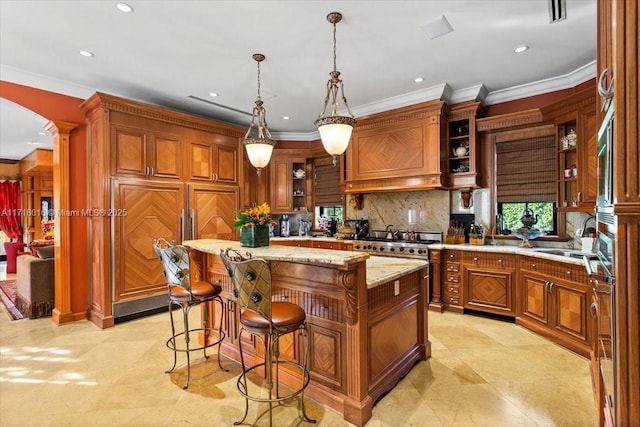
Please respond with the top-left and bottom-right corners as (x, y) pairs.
(227, 299), (235, 312)
(531, 263), (536, 269)
(212, 173), (218, 182)
(473, 257), (478, 262)
(180, 209), (184, 242)
(191, 209), (196, 239)
(145, 166), (150, 176)
(449, 297), (454, 303)
(590, 301), (598, 318)
(498, 259), (503, 264)
(450, 254), (454, 259)
(151, 167), (154, 176)
(566, 270), (571, 276)
(549, 282), (554, 293)
(544, 281), (550, 293)
(280, 295), (288, 300)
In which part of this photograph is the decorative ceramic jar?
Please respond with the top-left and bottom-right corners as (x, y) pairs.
(239, 225), (270, 247)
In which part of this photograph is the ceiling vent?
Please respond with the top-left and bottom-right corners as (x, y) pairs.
(420, 15), (454, 40)
(187, 95), (252, 117)
(548, 0), (567, 23)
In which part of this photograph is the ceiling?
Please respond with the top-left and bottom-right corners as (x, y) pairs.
(0, 0), (596, 161)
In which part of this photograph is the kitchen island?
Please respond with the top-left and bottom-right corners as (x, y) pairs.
(183, 239), (430, 426)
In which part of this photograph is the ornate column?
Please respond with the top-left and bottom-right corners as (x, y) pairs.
(45, 120), (77, 325)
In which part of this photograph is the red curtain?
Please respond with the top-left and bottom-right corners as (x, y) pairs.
(0, 180), (23, 241)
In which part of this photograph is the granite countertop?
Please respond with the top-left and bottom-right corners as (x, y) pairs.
(183, 239), (368, 267)
(365, 256), (428, 289)
(183, 239), (427, 289)
(428, 243), (595, 265)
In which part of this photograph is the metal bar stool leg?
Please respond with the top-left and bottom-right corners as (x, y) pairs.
(165, 301), (178, 375)
(182, 303), (192, 389)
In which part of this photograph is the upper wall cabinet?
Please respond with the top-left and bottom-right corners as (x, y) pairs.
(269, 152), (312, 214)
(541, 88), (597, 212)
(344, 100), (446, 193)
(185, 134), (239, 184)
(111, 123), (182, 180)
(445, 101), (484, 189)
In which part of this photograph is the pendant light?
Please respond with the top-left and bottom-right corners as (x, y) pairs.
(314, 12), (356, 166)
(244, 53), (276, 175)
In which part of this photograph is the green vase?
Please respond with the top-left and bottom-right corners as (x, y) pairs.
(239, 225), (270, 247)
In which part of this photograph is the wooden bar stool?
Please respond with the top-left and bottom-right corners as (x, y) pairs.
(153, 238), (227, 389)
(220, 248), (315, 426)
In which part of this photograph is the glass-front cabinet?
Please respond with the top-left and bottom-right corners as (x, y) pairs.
(446, 101), (483, 189)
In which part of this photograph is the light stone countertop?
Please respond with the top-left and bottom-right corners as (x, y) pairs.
(428, 243), (595, 266)
(183, 239), (427, 289)
(365, 256), (428, 289)
(183, 239), (368, 267)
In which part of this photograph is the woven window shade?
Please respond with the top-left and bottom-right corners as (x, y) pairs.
(496, 136), (556, 203)
(314, 164), (342, 206)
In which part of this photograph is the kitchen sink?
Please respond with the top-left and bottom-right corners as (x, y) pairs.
(533, 248), (597, 259)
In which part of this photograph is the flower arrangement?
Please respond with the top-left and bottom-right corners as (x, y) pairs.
(41, 219), (55, 240)
(234, 202), (273, 229)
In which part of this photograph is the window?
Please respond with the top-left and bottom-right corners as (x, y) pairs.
(495, 135), (558, 235)
(498, 202), (557, 235)
(315, 206), (343, 228)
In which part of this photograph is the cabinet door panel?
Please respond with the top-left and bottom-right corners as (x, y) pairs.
(113, 180), (184, 302)
(553, 284), (588, 342)
(464, 268), (513, 315)
(216, 145), (238, 184)
(187, 184), (238, 240)
(271, 158), (293, 212)
(187, 140), (214, 181)
(151, 134), (182, 179)
(520, 273), (550, 326)
(112, 126), (147, 176)
(307, 320), (344, 389)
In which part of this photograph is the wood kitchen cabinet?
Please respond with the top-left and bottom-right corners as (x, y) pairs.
(541, 88), (597, 212)
(445, 101), (484, 189)
(111, 123), (182, 180)
(344, 100), (446, 193)
(81, 92), (244, 328)
(271, 239), (311, 248)
(269, 153), (311, 214)
(461, 251), (516, 316)
(185, 135), (238, 184)
(442, 250), (462, 312)
(517, 255), (592, 357)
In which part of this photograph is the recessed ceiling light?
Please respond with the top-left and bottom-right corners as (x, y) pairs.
(38, 132), (46, 136)
(514, 45), (529, 53)
(27, 141), (41, 145)
(414, 77), (424, 83)
(209, 92), (218, 97)
(116, 3), (134, 13)
(79, 50), (94, 57)
(283, 116), (290, 120)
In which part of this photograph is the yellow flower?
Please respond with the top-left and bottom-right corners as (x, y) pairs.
(234, 203), (273, 229)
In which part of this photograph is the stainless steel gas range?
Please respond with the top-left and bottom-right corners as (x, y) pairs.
(352, 231), (442, 260)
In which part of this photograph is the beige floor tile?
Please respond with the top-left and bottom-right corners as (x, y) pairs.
(0, 303), (597, 427)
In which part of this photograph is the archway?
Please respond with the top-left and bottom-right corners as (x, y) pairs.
(0, 86), (84, 325)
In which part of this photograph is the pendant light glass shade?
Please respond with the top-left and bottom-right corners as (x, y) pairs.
(244, 53), (276, 175)
(314, 12), (356, 166)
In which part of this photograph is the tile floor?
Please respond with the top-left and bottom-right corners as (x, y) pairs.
(0, 282), (598, 427)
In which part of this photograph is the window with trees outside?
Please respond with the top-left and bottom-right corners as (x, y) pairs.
(495, 135), (558, 235)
